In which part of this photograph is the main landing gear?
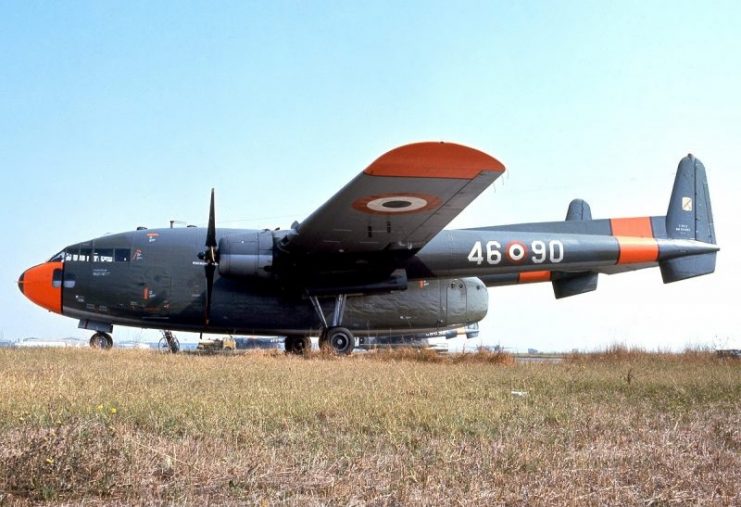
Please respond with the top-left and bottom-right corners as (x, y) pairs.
(283, 294), (356, 356)
(284, 335), (311, 355)
(312, 294), (355, 355)
(89, 332), (113, 350)
(322, 326), (354, 355)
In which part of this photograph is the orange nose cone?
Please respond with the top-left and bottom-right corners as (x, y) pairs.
(18, 262), (63, 314)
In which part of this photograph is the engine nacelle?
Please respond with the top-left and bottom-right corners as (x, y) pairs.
(218, 231), (274, 279)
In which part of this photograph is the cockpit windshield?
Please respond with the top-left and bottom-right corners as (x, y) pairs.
(48, 251), (65, 262)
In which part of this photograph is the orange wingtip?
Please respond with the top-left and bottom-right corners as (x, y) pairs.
(364, 142), (505, 179)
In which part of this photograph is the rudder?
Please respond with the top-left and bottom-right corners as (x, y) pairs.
(661, 154), (717, 283)
(665, 154), (715, 243)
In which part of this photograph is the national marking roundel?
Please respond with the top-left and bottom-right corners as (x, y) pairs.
(352, 192), (442, 215)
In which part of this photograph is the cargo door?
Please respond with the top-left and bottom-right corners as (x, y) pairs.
(445, 278), (467, 325)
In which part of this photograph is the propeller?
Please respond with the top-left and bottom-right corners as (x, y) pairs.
(198, 189), (219, 325)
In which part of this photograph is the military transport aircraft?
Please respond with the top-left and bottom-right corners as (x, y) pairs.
(18, 142), (718, 354)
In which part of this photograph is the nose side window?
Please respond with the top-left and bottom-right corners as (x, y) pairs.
(52, 269), (63, 288)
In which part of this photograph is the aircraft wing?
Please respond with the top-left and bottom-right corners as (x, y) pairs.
(285, 142), (505, 256)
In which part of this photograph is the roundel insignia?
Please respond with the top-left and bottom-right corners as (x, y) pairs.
(505, 241), (528, 263)
(352, 192), (442, 215)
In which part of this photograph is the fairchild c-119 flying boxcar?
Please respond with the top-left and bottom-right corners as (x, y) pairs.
(18, 142), (718, 354)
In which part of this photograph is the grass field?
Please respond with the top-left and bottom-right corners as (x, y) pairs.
(0, 347), (738, 506)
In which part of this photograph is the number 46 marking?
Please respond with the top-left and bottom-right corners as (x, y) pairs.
(467, 240), (564, 265)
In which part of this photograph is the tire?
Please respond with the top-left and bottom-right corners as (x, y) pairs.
(318, 332), (330, 351)
(326, 327), (354, 355)
(90, 332), (113, 350)
(285, 335), (310, 355)
(158, 335), (180, 353)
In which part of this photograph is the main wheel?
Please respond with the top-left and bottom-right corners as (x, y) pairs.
(284, 335), (310, 355)
(326, 327), (354, 355)
(90, 332), (113, 350)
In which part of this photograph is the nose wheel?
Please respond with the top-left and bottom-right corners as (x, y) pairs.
(158, 330), (180, 353)
(89, 332), (113, 350)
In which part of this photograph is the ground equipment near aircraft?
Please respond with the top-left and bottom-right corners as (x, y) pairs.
(196, 335), (236, 353)
(17, 142), (718, 354)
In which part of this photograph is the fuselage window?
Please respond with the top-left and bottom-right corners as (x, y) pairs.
(79, 248), (91, 262)
(95, 249), (114, 263)
(63, 272), (76, 288)
(115, 249), (130, 262)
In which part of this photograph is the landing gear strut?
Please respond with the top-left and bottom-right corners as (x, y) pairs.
(309, 294), (355, 355)
(284, 335), (311, 355)
(89, 332), (113, 350)
(158, 330), (180, 354)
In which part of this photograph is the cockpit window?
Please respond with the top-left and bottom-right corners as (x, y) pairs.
(48, 251), (65, 262)
(64, 247), (130, 263)
(94, 249), (114, 263)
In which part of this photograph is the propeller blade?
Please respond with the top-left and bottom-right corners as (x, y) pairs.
(205, 263), (215, 325)
(201, 188), (218, 326)
(206, 188), (216, 250)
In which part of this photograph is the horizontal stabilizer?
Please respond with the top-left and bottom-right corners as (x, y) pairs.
(660, 252), (716, 283)
(552, 272), (598, 299)
(565, 199), (592, 221)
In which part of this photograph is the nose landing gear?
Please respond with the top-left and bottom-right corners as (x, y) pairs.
(89, 332), (113, 349)
(158, 330), (180, 353)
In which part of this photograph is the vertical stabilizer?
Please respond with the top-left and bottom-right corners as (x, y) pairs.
(661, 154), (717, 283)
(565, 199), (592, 221)
(666, 154), (715, 243)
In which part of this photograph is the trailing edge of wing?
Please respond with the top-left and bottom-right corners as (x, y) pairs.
(285, 142), (505, 255)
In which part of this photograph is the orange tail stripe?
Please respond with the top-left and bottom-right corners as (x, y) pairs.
(610, 217), (654, 238)
(611, 217), (659, 264)
(518, 270), (551, 283)
(615, 237), (659, 264)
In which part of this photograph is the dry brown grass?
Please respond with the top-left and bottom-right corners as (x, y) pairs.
(353, 347), (514, 365)
(564, 343), (720, 364)
(0, 347), (738, 505)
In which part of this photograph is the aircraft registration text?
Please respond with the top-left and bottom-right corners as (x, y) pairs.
(467, 240), (564, 265)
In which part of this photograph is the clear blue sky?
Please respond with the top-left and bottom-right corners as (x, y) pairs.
(1, 1), (739, 351)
